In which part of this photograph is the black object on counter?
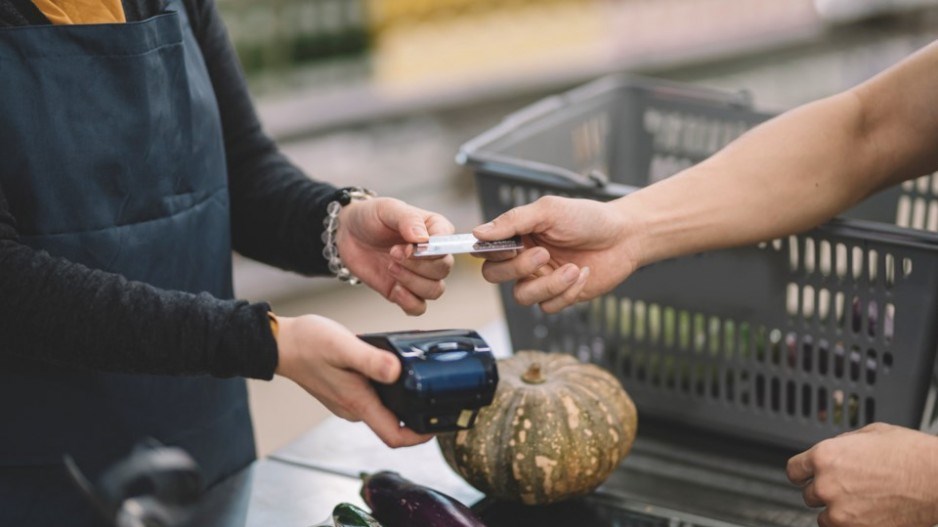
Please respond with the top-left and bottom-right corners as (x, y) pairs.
(65, 439), (202, 527)
(472, 494), (725, 527)
(359, 329), (498, 433)
(473, 497), (622, 527)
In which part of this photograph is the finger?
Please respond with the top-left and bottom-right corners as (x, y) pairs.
(330, 406), (361, 423)
(481, 247), (550, 283)
(359, 394), (434, 448)
(298, 368), (368, 422)
(390, 242), (439, 263)
(397, 254), (454, 281)
(337, 340), (401, 385)
(802, 480), (824, 508)
(390, 244), (409, 262)
(377, 199), (432, 243)
(390, 282), (427, 316)
(512, 263), (582, 306)
(388, 262), (446, 300)
(425, 212), (455, 237)
(787, 450), (815, 485)
(817, 508), (834, 527)
(393, 242), (450, 266)
(474, 199), (550, 241)
(540, 267), (591, 314)
(472, 249), (518, 262)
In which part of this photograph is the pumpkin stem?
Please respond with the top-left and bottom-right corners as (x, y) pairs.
(521, 363), (546, 384)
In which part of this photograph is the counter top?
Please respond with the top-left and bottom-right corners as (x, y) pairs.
(192, 414), (817, 527)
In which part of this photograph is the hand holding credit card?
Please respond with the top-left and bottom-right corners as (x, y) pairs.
(412, 233), (523, 258)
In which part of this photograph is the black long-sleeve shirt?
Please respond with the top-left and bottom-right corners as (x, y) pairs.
(0, 0), (338, 379)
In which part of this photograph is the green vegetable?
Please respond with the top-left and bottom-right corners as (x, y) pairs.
(333, 502), (382, 527)
(310, 503), (382, 527)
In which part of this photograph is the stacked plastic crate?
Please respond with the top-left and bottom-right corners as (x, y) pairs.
(459, 76), (938, 450)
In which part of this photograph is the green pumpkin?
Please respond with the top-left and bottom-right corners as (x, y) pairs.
(437, 351), (638, 505)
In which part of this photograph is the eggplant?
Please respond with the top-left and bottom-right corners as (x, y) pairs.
(360, 471), (486, 527)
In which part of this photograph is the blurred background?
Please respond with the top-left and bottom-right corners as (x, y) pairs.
(219, 0), (938, 456)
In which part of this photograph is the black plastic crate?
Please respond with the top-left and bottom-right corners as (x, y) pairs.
(459, 75), (938, 450)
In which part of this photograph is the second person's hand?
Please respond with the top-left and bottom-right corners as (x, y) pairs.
(786, 423), (938, 527)
(274, 314), (432, 448)
(472, 196), (640, 313)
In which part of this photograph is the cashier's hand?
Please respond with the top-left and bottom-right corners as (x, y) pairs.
(473, 196), (637, 313)
(275, 315), (432, 448)
(786, 423), (938, 527)
(337, 197), (455, 316)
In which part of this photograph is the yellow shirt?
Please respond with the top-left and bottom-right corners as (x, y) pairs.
(32, 0), (125, 25)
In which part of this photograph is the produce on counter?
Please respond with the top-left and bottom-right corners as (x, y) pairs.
(361, 470), (486, 527)
(333, 502), (383, 527)
(438, 350), (638, 505)
(311, 502), (383, 527)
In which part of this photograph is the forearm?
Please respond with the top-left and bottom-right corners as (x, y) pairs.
(623, 42), (938, 267)
(228, 146), (337, 275)
(0, 239), (278, 379)
(624, 92), (874, 265)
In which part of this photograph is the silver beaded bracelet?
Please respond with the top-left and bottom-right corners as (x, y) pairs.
(321, 187), (377, 285)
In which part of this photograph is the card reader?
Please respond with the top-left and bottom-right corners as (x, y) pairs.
(360, 329), (499, 434)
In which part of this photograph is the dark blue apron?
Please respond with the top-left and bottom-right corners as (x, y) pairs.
(0, 1), (254, 524)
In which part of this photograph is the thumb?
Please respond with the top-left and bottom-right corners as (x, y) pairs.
(786, 448), (815, 485)
(345, 340), (402, 384)
(377, 199), (430, 243)
(474, 201), (545, 241)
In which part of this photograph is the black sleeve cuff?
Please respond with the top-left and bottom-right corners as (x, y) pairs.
(214, 301), (279, 380)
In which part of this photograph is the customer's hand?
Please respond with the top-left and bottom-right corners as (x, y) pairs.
(473, 196), (638, 313)
(337, 197), (454, 316)
(786, 423), (938, 527)
(275, 314), (432, 448)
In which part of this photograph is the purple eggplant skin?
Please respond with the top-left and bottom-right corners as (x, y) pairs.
(360, 471), (486, 527)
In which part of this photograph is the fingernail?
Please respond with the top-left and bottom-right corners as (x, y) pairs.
(475, 222), (494, 232)
(532, 249), (550, 267)
(390, 246), (404, 262)
(578, 266), (591, 283)
(388, 262), (401, 277)
(411, 226), (428, 241)
(562, 265), (579, 283)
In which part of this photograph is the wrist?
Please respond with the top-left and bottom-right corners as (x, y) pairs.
(273, 316), (298, 379)
(608, 194), (652, 271)
(613, 164), (715, 268)
(267, 311), (280, 340)
(926, 434), (938, 521)
(334, 198), (364, 264)
(321, 187), (376, 285)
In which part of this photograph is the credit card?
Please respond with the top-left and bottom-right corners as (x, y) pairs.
(412, 234), (523, 258)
